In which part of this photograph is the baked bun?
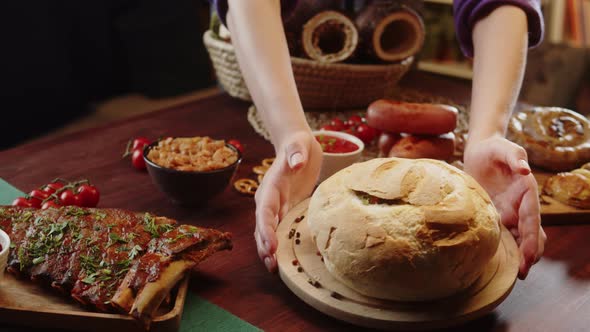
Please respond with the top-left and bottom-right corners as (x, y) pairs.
(543, 162), (590, 209)
(508, 107), (590, 171)
(307, 158), (500, 301)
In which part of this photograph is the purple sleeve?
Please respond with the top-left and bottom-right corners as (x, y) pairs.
(453, 0), (544, 57)
(210, 0), (298, 26)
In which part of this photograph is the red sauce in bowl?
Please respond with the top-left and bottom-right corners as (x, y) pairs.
(316, 134), (359, 153)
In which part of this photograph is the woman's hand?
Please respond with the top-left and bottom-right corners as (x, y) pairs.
(464, 135), (546, 279)
(254, 131), (322, 272)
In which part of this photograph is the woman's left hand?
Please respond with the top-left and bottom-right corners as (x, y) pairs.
(463, 135), (546, 279)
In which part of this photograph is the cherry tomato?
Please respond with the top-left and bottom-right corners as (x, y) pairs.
(28, 197), (42, 208)
(227, 139), (245, 154)
(77, 184), (100, 207)
(29, 189), (49, 201)
(59, 189), (78, 206)
(355, 124), (378, 144)
(73, 194), (83, 206)
(346, 115), (364, 128)
(42, 200), (62, 210)
(329, 118), (345, 131)
(320, 124), (338, 131)
(12, 197), (32, 208)
(42, 182), (64, 195)
(132, 137), (151, 151)
(132, 149), (146, 170)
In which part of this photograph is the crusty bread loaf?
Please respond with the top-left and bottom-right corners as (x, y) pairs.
(307, 158), (500, 301)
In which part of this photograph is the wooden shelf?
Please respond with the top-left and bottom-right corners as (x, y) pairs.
(417, 60), (473, 80)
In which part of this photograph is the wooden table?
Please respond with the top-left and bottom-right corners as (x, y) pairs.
(1, 72), (589, 332)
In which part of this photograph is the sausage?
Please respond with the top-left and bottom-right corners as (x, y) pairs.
(377, 132), (402, 156)
(388, 133), (455, 161)
(367, 100), (458, 135)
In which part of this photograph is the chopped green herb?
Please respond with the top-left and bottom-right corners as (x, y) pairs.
(159, 223), (174, 233)
(66, 207), (90, 217)
(116, 246), (130, 253)
(129, 245), (143, 260)
(143, 213), (174, 238)
(17, 247), (29, 271)
(126, 232), (138, 241)
(82, 272), (98, 284)
(109, 233), (128, 244)
(166, 233), (192, 244)
(32, 256), (45, 265)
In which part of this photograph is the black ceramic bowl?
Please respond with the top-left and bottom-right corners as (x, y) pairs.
(143, 140), (242, 206)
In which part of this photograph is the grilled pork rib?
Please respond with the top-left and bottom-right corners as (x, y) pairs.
(0, 206), (232, 326)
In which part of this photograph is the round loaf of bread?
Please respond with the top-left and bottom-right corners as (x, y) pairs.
(307, 158), (500, 301)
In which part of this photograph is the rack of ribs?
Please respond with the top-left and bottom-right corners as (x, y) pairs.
(0, 206), (232, 328)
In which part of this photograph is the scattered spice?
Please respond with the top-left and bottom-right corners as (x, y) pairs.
(297, 266), (304, 273)
(296, 232), (300, 238)
(288, 229), (296, 239)
(292, 259), (299, 266)
(330, 292), (343, 300)
(294, 215), (305, 223)
(307, 279), (321, 288)
(295, 239), (301, 245)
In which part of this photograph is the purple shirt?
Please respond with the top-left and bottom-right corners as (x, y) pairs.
(210, 0), (543, 57)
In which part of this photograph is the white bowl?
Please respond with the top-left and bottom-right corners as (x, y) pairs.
(0, 229), (9, 281)
(313, 130), (365, 183)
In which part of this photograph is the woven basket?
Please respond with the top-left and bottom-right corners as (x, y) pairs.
(203, 30), (413, 110)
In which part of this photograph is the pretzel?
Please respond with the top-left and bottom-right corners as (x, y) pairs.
(253, 165), (269, 175)
(234, 178), (258, 195)
(262, 158), (275, 167)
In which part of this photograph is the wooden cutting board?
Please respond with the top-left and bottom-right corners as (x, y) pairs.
(535, 170), (590, 225)
(276, 198), (520, 331)
(0, 273), (188, 332)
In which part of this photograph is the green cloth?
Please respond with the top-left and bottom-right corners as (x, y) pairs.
(0, 179), (24, 207)
(0, 179), (260, 332)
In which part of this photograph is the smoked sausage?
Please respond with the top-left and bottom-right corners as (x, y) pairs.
(388, 133), (455, 161)
(367, 100), (458, 135)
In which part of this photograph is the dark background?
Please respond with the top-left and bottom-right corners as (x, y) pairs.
(0, 1), (588, 151)
(0, 0), (214, 149)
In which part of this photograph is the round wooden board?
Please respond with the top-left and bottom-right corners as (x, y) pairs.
(276, 198), (520, 331)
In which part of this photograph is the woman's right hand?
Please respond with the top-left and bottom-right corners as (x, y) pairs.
(254, 130), (322, 272)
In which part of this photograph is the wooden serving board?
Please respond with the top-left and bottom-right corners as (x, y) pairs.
(535, 170), (590, 225)
(276, 199), (520, 330)
(0, 273), (189, 332)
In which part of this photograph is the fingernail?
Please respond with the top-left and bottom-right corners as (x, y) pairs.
(519, 159), (530, 171)
(264, 257), (273, 271)
(290, 152), (304, 168)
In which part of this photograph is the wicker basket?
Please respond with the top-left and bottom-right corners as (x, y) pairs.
(203, 30), (413, 110)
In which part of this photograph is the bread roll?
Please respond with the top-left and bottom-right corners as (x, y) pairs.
(388, 133), (455, 161)
(307, 158), (500, 301)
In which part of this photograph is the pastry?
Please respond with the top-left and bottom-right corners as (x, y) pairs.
(543, 162), (590, 208)
(508, 107), (590, 171)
